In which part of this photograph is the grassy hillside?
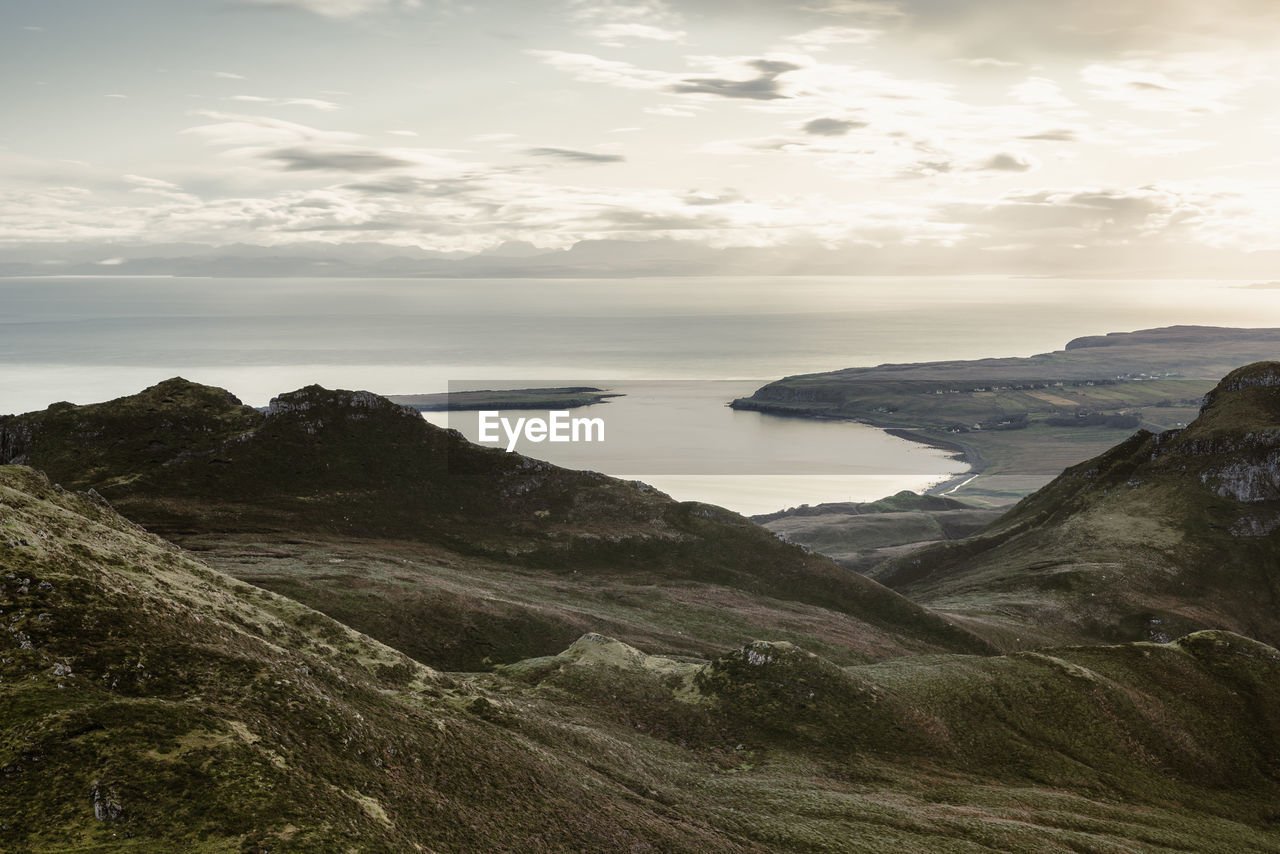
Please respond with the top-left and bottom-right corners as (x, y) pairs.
(873, 361), (1280, 650)
(0, 380), (993, 669)
(5, 465), (1280, 852)
(0, 466), (759, 852)
(753, 491), (1005, 572)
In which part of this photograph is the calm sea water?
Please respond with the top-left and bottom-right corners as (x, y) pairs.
(2, 276), (1276, 513)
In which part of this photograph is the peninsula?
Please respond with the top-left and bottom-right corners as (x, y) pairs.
(386, 386), (620, 411)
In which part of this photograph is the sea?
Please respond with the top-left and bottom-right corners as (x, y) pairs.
(2, 275), (1276, 514)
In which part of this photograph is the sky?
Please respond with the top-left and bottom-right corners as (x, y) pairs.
(3, 0), (1280, 275)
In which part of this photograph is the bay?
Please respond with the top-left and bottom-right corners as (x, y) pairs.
(2, 275), (1275, 514)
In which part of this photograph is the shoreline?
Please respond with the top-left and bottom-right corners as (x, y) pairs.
(880, 425), (988, 494)
(730, 399), (986, 497)
(877, 427), (986, 496)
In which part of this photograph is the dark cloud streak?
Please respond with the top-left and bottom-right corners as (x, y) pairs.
(802, 117), (867, 136)
(671, 59), (800, 101)
(265, 146), (415, 172)
(526, 147), (626, 164)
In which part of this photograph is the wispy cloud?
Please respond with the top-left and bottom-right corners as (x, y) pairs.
(526, 50), (672, 90)
(182, 111), (360, 149)
(238, 0), (420, 17)
(1081, 54), (1266, 114)
(801, 1), (904, 19)
(586, 22), (687, 45)
(527, 147), (626, 164)
(228, 95), (342, 111)
(568, 0), (686, 45)
(1010, 77), (1075, 108)
(784, 26), (879, 52)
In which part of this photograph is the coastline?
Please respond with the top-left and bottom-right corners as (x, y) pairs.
(878, 427), (986, 496)
(729, 398), (985, 497)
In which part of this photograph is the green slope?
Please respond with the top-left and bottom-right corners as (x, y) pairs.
(755, 491), (1005, 571)
(874, 361), (1280, 650)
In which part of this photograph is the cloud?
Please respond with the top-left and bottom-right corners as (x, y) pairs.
(883, 0), (1280, 55)
(388, 130), (418, 137)
(237, 0), (420, 18)
(978, 151), (1037, 172)
(1009, 77), (1074, 108)
(672, 59), (802, 100)
(264, 146), (417, 172)
(942, 185), (1198, 240)
(526, 147), (626, 164)
(1020, 128), (1079, 142)
(644, 104), (701, 117)
(681, 189), (744, 206)
(282, 98), (341, 111)
(214, 71), (247, 80)
(122, 174), (200, 203)
(228, 95), (341, 111)
(785, 26), (879, 52)
(569, 0), (687, 45)
(526, 50), (672, 90)
(1080, 55), (1265, 114)
(960, 57), (1022, 69)
(801, 117), (866, 136)
(585, 23), (687, 45)
(800, 1), (905, 19)
(182, 111), (360, 149)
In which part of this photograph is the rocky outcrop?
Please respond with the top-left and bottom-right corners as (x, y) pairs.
(0, 415), (35, 465)
(266, 385), (422, 421)
(1201, 450), (1280, 502)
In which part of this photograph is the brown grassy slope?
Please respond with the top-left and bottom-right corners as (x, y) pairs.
(5, 466), (1280, 852)
(0, 466), (757, 853)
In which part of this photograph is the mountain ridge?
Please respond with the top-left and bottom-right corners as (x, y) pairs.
(0, 378), (994, 668)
